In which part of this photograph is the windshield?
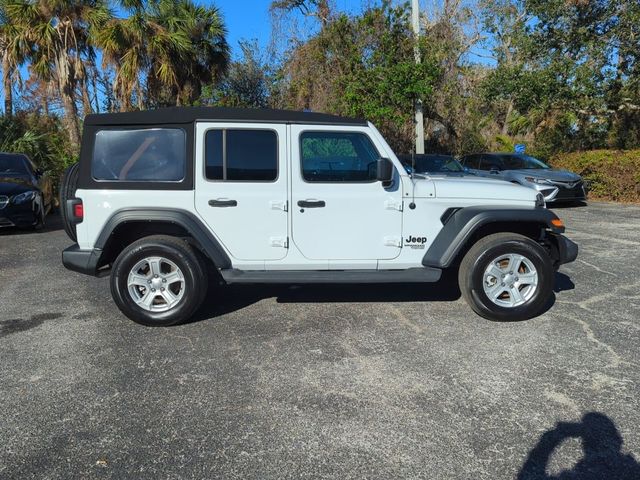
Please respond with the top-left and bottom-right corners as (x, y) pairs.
(501, 154), (550, 170)
(0, 154), (29, 175)
(410, 155), (463, 173)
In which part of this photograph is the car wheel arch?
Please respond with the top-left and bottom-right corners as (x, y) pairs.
(95, 208), (232, 273)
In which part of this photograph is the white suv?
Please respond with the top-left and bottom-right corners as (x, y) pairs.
(60, 107), (577, 326)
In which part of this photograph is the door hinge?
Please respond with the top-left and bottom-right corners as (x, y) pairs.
(270, 200), (288, 211)
(384, 236), (402, 248)
(270, 236), (289, 248)
(385, 199), (403, 211)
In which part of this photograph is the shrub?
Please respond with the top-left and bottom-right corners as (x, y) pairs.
(0, 113), (76, 183)
(549, 150), (640, 202)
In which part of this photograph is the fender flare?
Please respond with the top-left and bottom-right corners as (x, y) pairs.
(422, 206), (564, 268)
(95, 208), (232, 269)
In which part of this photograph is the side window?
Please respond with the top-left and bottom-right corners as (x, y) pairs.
(205, 129), (278, 181)
(92, 128), (185, 181)
(481, 156), (503, 171)
(300, 131), (380, 182)
(463, 155), (480, 169)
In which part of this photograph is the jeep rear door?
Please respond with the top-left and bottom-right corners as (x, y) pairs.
(194, 123), (288, 262)
(290, 126), (403, 263)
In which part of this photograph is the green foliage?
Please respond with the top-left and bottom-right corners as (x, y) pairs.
(0, 113), (75, 179)
(210, 40), (270, 108)
(550, 150), (640, 202)
(278, 3), (441, 152)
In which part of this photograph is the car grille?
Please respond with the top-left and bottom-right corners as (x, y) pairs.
(0, 195), (8, 210)
(549, 180), (582, 189)
(552, 180), (586, 200)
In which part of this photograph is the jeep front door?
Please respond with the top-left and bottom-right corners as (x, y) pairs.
(290, 127), (403, 262)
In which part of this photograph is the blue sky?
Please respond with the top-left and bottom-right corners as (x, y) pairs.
(216, 0), (376, 58)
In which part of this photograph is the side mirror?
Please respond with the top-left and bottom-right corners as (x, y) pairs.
(376, 158), (394, 183)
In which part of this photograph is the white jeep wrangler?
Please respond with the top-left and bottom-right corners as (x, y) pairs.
(60, 107), (577, 326)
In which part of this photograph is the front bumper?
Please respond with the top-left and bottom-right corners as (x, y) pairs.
(528, 182), (587, 204)
(549, 183), (587, 203)
(62, 244), (104, 276)
(0, 202), (38, 228)
(548, 233), (578, 266)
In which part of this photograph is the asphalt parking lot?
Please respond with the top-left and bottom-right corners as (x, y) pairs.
(1, 202), (639, 479)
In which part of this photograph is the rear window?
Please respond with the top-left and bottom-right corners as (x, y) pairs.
(91, 128), (186, 182)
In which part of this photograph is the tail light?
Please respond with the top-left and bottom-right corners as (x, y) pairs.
(73, 202), (84, 220)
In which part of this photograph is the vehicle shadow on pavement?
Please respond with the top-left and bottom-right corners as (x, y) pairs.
(189, 271), (574, 324)
(189, 273), (464, 323)
(0, 211), (63, 236)
(554, 272), (575, 293)
(0, 313), (63, 339)
(517, 412), (640, 480)
(549, 201), (588, 209)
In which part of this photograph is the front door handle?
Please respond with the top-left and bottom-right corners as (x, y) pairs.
(209, 199), (238, 207)
(297, 200), (326, 208)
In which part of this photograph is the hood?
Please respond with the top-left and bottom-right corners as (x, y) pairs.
(0, 176), (37, 196)
(512, 169), (581, 182)
(424, 171), (475, 178)
(428, 176), (537, 202)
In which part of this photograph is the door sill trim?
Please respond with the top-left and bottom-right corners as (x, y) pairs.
(220, 267), (442, 284)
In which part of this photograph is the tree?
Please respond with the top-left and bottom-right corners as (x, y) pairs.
(277, 3), (441, 152)
(0, 1), (30, 116)
(95, 0), (228, 109)
(5, 0), (110, 151)
(213, 40), (270, 108)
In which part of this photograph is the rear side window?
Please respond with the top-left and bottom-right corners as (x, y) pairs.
(91, 128), (185, 182)
(462, 155), (481, 169)
(300, 132), (379, 182)
(205, 129), (278, 181)
(480, 156), (503, 171)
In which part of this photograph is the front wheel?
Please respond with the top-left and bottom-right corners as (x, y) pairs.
(110, 235), (207, 326)
(458, 233), (554, 321)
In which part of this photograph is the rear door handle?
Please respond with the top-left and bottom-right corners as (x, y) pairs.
(209, 199), (237, 207)
(297, 200), (326, 208)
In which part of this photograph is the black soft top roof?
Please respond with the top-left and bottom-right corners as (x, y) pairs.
(84, 106), (367, 127)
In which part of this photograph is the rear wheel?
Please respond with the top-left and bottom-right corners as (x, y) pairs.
(110, 235), (207, 326)
(458, 233), (554, 321)
(59, 163), (79, 241)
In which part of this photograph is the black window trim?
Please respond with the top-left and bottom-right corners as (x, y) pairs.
(203, 127), (280, 183)
(298, 129), (382, 184)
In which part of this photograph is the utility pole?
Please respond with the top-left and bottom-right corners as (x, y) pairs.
(412, 0), (425, 154)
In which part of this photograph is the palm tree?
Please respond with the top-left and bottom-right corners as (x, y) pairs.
(96, 0), (228, 110)
(0, 1), (30, 116)
(156, 0), (229, 106)
(94, 0), (186, 110)
(5, 0), (110, 150)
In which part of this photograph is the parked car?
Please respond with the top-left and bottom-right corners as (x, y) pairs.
(60, 107), (577, 326)
(459, 153), (586, 204)
(0, 153), (54, 229)
(398, 154), (473, 177)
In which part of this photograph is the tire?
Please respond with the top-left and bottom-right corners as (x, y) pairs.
(110, 235), (208, 327)
(59, 163), (80, 241)
(33, 204), (45, 230)
(458, 233), (554, 321)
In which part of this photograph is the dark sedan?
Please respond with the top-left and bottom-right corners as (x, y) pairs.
(0, 153), (54, 229)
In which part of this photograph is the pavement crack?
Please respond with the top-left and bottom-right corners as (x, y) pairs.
(576, 259), (618, 277)
(565, 312), (630, 369)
